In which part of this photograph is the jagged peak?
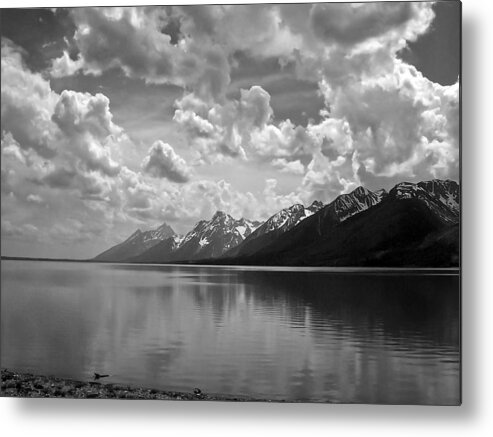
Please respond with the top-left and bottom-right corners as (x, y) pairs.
(389, 181), (421, 197)
(211, 210), (230, 220)
(126, 229), (142, 240)
(350, 186), (371, 196)
(288, 203), (305, 212)
(309, 200), (324, 208)
(390, 179), (460, 202)
(418, 179), (459, 190)
(427, 178), (455, 184)
(237, 217), (260, 226)
(156, 221), (173, 230)
(393, 181), (417, 188)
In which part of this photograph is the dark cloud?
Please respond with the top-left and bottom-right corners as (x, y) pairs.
(0, 8), (75, 71)
(160, 15), (182, 45)
(177, 5), (222, 37)
(310, 3), (413, 45)
(42, 167), (76, 189)
(70, 8), (176, 80)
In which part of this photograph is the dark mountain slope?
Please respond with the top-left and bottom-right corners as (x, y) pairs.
(234, 186), (388, 260)
(230, 197), (447, 266)
(128, 235), (183, 263)
(94, 222), (175, 262)
(224, 201), (323, 258)
(223, 180), (459, 267)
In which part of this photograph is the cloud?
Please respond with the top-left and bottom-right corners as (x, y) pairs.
(1, 219), (40, 240)
(154, 177), (301, 231)
(309, 3), (414, 45)
(141, 141), (191, 183)
(48, 6), (302, 102)
(66, 8), (177, 82)
(170, 3), (456, 201)
(262, 178), (302, 212)
(174, 86), (313, 164)
(1, 38), (59, 158)
(26, 194), (43, 204)
(239, 86), (273, 128)
(42, 167), (76, 189)
(272, 159), (305, 175)
(52, 90), (121, 139)
(323, 60), (460, 183)
(52, 90), (122, 177)
(48, 7), (234, 102)
(49, 50), (84, 77)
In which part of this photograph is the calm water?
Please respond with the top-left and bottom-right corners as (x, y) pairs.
(1, 260), (460, 404)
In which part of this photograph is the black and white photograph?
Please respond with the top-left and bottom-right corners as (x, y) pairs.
(1, 1), (461, 405)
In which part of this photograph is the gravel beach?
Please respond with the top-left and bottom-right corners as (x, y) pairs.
(1, 369), (262, 401)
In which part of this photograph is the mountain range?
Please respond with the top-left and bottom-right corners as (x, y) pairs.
(93, 179), (460, 267)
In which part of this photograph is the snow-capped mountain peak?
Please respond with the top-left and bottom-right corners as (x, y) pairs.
(171, 211), (262, 260)
(221, 200), (324, 258)
(329, 186), (387, 222)
(243, 201), (324, 241)
(390, 179), (459, 223)
(308, 200), (324, 211)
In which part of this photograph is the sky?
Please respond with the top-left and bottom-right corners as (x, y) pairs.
(0, 1), (460, 259)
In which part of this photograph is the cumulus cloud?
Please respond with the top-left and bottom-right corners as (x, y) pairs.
(1, 219), (40, 240)
(52, 90), (121, 139)
(26, 194), (44, 204)
(51, 90), (122, 177)
(141, 141), (191, 183)
(64, 8), (177, 82)
(170, 2), (456, 201)
(48, 7), (234, 102)
(1, 38), (59, 158)
(272, 158), (305, 175)
(45, 4), (455, 201)
(262, 178), (302, 212)
(174, 86), (314, 164)
(50, 51), (84, 77)
(239, 86), (273, 128)
(324, 60), (460, 184)
(48, 6), (303, 102)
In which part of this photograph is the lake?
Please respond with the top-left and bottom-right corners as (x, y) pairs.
(0, 260), (460, 404)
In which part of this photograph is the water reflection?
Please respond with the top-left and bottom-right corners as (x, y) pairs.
(1, 260), (460, 404)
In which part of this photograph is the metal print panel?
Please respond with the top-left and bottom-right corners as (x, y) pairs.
(0, 2), (461, 405)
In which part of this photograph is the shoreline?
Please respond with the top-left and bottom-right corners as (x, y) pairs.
(0, 369), (272, 402)
(1, 257), (460, 274)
